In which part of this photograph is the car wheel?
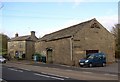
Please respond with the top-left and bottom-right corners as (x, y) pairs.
(89, 63), (93, 67)
(102, 63), (106, 67)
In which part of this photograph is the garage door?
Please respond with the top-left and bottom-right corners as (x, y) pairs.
(86, 50), (99, 55)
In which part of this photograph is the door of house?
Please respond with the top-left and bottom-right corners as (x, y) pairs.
(47, 49), (53, 63)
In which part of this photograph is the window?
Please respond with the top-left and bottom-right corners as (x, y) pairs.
(87, 54), (94, 59)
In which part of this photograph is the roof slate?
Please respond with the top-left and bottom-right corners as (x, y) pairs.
(10, 35), (32, 41)
(40, 18), (95, 41)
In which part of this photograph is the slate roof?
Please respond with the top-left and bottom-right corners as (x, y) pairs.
(40, 18), (95, 41)
(10, 35), (31, 41)
(10, 35), (38, 41)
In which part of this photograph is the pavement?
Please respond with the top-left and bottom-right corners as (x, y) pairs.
(7, 60), (119, 75)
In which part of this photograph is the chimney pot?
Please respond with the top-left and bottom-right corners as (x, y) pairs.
(31, 31), (35, 37)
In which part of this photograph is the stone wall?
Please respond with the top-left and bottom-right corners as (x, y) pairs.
(35, 38), (73, 65)
(72, 21), (115, 65)
(26, 41), (35, 60)
(8, 41), (26, 59)
(8, 41), (36, 60)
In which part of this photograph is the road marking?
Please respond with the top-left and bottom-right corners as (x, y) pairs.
(41, 72), (69, 78)
(50, 76), (64, 80)
(8, 68), (23, 72)
(17, 70), (23, 72)
(21, 68), (31, 71)
(8, 68), (17, 71)
(34, 73), (50, 78)
(34, 73), (64, 80)
(104, 74), (118, 76)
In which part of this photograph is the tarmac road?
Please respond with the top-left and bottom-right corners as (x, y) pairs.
(2, 65), (77, 82)
(3, 62), (118, 81)
(8, 60), (119, 75)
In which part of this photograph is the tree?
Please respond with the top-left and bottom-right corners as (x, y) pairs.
(111, 24), (120, 58)
(118, 25), (120, 58)
(0, 33), (9, 56)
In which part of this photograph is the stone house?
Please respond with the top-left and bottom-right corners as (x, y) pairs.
(35, 18), (115, 66)
(8, 31), (38, 60)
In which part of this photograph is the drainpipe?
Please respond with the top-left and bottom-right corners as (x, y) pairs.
(70, 36), (73, 61)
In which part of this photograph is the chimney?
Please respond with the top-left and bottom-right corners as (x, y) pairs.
(15, 33), (18, 37)
(31, 31), (35, 37)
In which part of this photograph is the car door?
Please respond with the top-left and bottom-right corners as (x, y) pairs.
(93, 55), (100, 66)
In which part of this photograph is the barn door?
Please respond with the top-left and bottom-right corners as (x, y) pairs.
(47, 49), (53, 63)
(86, 50), (99, 57)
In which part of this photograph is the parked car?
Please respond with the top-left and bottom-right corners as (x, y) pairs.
(0, 56), (6, 63)
(79, 53), (106, 67)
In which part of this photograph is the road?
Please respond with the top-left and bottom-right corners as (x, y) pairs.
(8, 60), (119, 75)
(2, 65), (76, 81)
(2, 62), (118, 81)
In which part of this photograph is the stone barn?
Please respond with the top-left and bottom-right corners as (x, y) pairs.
(35, 18), (115, 66)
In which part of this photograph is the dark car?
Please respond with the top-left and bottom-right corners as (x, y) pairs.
(79, 53), (106, 67)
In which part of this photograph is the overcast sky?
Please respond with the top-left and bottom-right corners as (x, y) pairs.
(0, 0), (119, 38)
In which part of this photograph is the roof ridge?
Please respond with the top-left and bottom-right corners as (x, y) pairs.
(10, 35), (31, 41)
(43, 18), (94, 37)
(11, 35), (30, 38)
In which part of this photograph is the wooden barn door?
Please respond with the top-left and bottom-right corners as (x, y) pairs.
(47, 49), (53, 63)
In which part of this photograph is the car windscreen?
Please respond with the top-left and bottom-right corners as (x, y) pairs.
(87, 54), (95, 59)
